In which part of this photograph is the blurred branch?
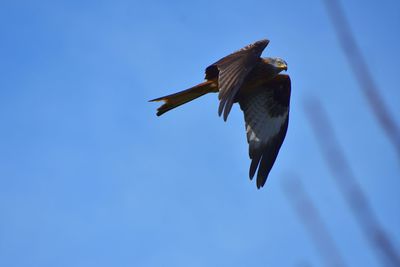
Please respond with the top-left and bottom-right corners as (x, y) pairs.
(282, 176), (348, 267)
(322, 0), (400, 159)
(304, 98), (400, 267)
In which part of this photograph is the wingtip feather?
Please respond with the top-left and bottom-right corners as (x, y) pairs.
(249, 151), (262, 180)
(256, 175), (267, 189)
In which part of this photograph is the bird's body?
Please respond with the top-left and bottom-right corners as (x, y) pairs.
(150, 39), (291, 188)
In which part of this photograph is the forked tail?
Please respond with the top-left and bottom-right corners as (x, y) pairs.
(149, 80), (217, 116)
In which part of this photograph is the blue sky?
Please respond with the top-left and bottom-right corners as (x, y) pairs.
(0, 0), (399, 266)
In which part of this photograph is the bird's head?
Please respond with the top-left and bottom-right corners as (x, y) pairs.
(263, 57), (288, 74)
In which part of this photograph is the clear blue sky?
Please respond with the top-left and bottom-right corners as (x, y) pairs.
(0, 0), (399, 266)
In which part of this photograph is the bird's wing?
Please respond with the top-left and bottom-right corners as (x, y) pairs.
(238, 75), (291, 188)
(205, 39), (269, 121)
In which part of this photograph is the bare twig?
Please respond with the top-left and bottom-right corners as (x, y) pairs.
(322, 0), (400, 158)
(304, 98), (400, 267)
(282, 176), (348, 267)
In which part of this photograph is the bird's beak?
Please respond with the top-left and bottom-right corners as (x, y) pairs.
(277, 61), (287, 71)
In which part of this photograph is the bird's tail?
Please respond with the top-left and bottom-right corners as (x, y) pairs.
(149, 80), (217, 116)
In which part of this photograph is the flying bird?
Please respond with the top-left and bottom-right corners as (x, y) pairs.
(150, 39), (291, 188)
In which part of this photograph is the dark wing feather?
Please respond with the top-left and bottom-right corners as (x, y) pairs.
(239, 75), (291, 188)
(205, 39), (269, 121)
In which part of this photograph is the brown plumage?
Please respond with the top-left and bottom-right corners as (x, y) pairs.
(150, 39), (291, 188)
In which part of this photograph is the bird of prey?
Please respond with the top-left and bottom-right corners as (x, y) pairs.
(150, 39), (291, 188)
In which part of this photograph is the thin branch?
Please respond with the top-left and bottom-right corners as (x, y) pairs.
(322, 0), (400, 158)
(304, 98), (400, 267)
(282, 176), (349, 267)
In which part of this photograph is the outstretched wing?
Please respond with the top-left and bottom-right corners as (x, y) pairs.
(238, 75), (291, 188)
(205, 39), (269, 121)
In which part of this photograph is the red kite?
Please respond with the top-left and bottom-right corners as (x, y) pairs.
(150, 39), (291, 188)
